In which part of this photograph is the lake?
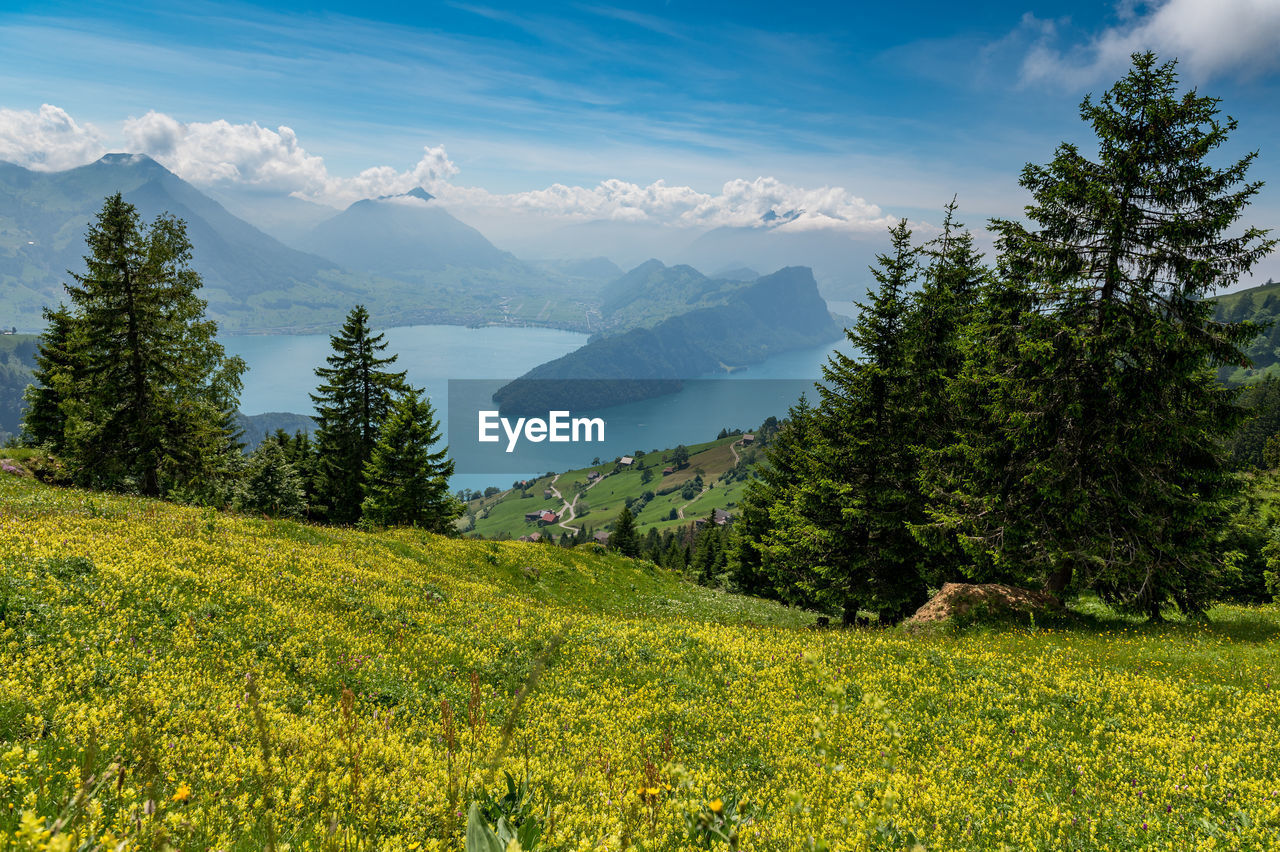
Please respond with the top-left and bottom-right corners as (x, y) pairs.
(223, 307), (856, 492)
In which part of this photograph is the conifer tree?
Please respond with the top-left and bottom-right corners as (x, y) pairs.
(21, 305), (78, 452)
(813, 217), (930, 622)
(739, 220), (930, 623)
(24, 194), (245, 496)
(938, 53), (1276, 616)
(906, 198), (986, 450)
(310, 306), (409, 523)
(692, 517), (719, 584)
(237, 439), (307, 518)
(903, 200), (988, 579)
(730, 395), (819, 602)
(611, 505), (639, 557)
(361, 388), (459, 531)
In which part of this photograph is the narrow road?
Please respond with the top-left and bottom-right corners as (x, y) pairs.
(677, 438), (743, 520)
(547, 470), (609, 534)
(675, 486), (706, 521)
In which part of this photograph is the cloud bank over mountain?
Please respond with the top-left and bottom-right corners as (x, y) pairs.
(0, 105), (892, 234)
(0, 104), (106, 171)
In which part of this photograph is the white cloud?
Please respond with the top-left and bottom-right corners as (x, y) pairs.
(0, 104), (105, 171)
(1020, 0), (1280, 87)
(438, 175), (892, 232)
(121, 111), (458, 205)
(684, 177), (890, 231)
(0, 104), (889, 232)
(318, 149), (458, 206)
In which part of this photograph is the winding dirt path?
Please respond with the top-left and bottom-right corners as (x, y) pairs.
(676, 438), (744, 520)
(547, 470), (610, 534)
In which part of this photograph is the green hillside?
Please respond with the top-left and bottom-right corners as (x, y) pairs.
(464, 431), (765, 540)
(3, 474), (1280, 849)
(1212, 279), (1280, 384)
(0, 333), (37, 442)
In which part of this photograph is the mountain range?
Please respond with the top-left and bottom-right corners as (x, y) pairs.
(0, 154), (349, 331)
(0, 155), (618, 333)
(0, 154), (867, 343)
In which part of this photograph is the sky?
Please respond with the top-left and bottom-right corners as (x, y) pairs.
(1, 0), (1279, 280)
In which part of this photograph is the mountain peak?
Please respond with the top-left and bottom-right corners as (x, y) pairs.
(93, 152), (164, 170)
(370, 186), (435, 203)
(761, 208), (802, 225)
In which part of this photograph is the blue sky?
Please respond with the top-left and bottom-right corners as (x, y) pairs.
(1, 0), (1278, 277)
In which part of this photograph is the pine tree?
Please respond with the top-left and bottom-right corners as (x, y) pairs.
(815, 218), (930, 622)
(237, 439), (307, 518)
(20, 305), (77, 451)
(25, 194), (245, 496)
(361, 388), (460, 531)
(745, 221), (928, 623)
(903, 200), (989, 579)
(943, 53), (1276, 616)
(310, 306), (409, 523)
(730, 396), (819, 602)
(611, 505), (639, 557)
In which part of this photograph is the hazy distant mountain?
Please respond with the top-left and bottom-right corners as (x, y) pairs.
(599, 259), (752, 330)
(235, 411), (316, 449)
(205, 187), (339, 246)
(296, 189), (522, 278)
(511, 219), (692, 271)
(494, 266), (841, 413)
(530, 256), (624, 283)
(677, 226), (884, 301)
(711, 266), (760, 281)
(0, 154), (344, 331)
(504, 217), (883, 301)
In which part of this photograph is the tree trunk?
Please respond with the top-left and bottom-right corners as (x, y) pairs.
(1045, 563), (1073, 596)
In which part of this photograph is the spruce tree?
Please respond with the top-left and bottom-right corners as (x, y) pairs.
(730, 395), (819, 602)
(942, 53), (1276, 616)
(25, 194), (245, 496)
(813, 217), (929, 623)
(237, 439), (307, 518)
(361, 388), (459, 531)
(692, 517), (719, 585)
(903, 200), (988, 579)
(310, 306), (409, 523)
(611, 505), (639, 557)
(906, 198), (986, 450)
(739, 220), (929, 623)
(21, 305), (77, 452)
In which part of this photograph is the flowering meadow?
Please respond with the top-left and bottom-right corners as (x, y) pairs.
(2, 475), (1279, 850)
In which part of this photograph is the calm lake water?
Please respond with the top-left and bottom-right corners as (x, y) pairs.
(223, 304), (857, 491)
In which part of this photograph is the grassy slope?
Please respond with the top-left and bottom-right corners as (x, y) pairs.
(467, 435), (757, 539)
(1211, 280), (1280, 384)
(2, 475), (1280, 850)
